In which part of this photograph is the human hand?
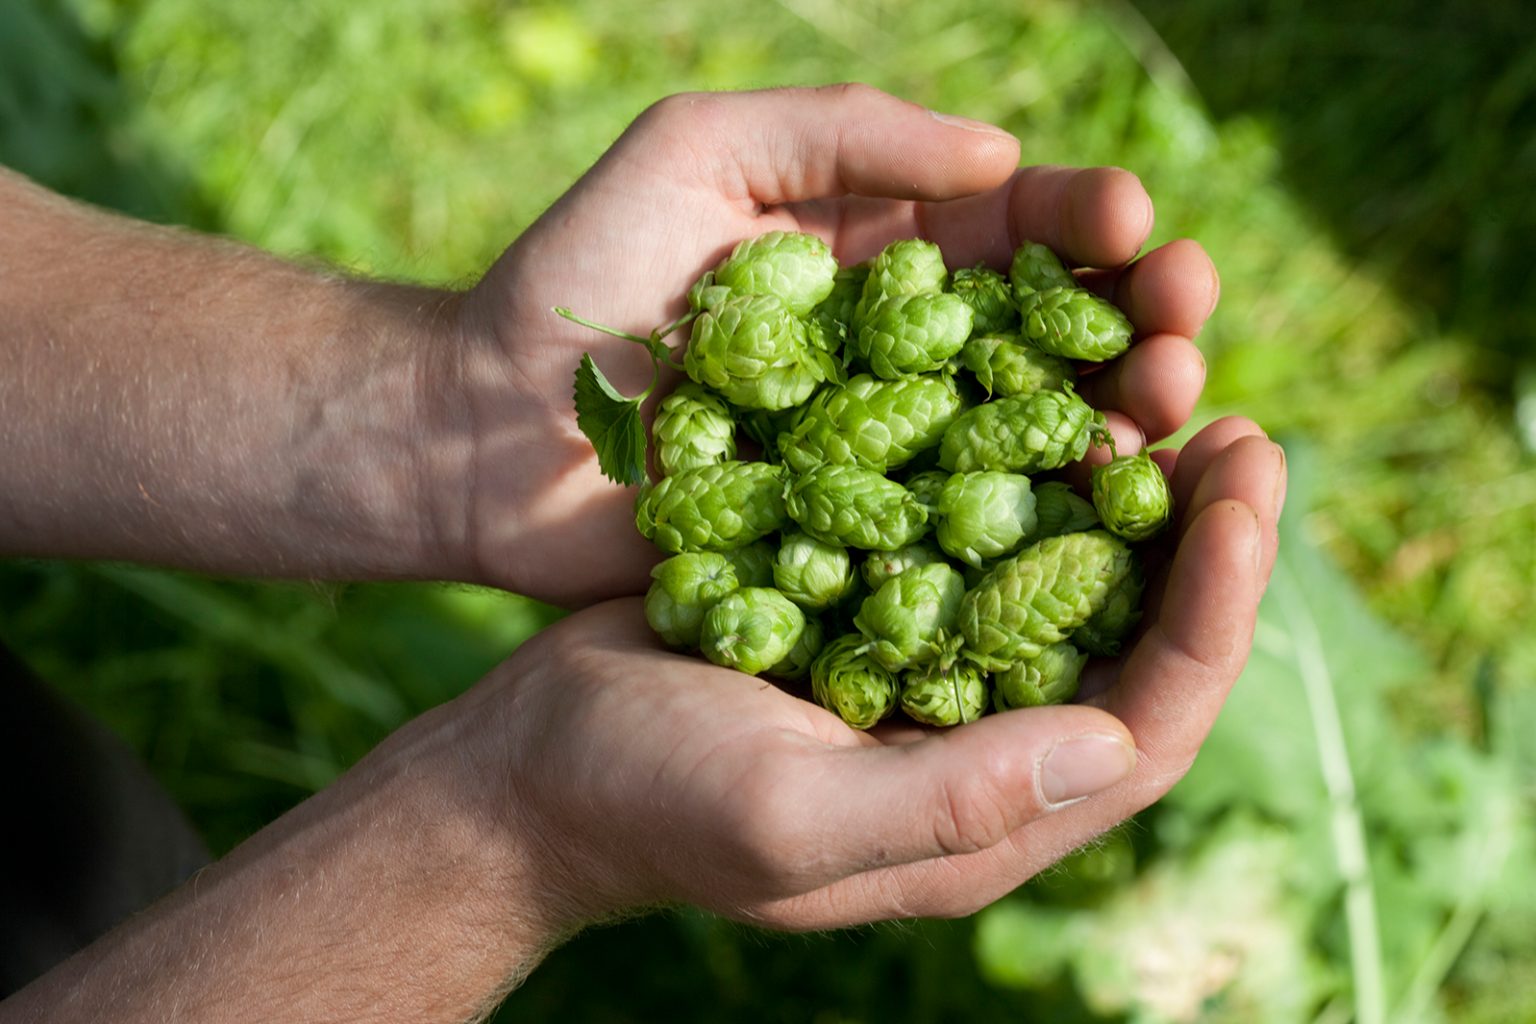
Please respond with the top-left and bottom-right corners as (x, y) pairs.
(489, 418), (1281, 929)
(443, 84), (1216, 607)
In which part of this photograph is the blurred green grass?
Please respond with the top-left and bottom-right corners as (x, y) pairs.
(2, 0), (1535, 1019)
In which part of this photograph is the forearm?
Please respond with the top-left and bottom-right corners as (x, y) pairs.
(2, 689), (573, 1024)
(0, 167), (469, 580)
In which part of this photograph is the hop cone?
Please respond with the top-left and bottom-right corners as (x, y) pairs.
(773, 530), (857, 611)
(861, 540), (946, 590)
(852, 292), (974, 379)
(858, 238), (947, 308)
(721, 539), (778, 588)
(712, 230), (839, 316)
(769, 616), (825, 681)
(811, 634), (899, 730)
(994, 642), (1089, 710)
(901, 660), (989, 726)
(1028, 482), (1100, 541)
(939, 386), (1106, 474)
(961, 334), (1075, 399)
(786, 464), (928, 550)
(852, 562), (966, 672)
(653, 382), (736, 475)
(779, 373), (964, 474)
(1009, 241), (1077, 299)
(685, 294), (825, 410)
(951, 265), (1020, 335)
(1073, 553), (1145, 656)
(636, 461), (787, 553)
(935, 471), (1039, 569)
(1019, 286), (1133, 362)
(700, 587), (806, 676)
(958, 530), (1137, 670)
(1091, 452), (1173, 541)
(644, 553), (740, 649)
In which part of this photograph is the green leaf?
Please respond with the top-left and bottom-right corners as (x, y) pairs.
(573, 353), (648, 486)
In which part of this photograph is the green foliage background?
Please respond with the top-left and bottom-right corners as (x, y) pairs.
(2, 0), (1534, 1019)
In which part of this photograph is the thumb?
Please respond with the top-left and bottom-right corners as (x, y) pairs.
(779, 704), (1137, 886)
(624, 84), (1021, 206)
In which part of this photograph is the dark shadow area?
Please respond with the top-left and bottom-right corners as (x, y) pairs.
(1134, 0), (1536, 382)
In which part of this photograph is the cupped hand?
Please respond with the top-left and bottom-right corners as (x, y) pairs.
(482, 419), (1281, 930)
(448, 84), (1216, 607)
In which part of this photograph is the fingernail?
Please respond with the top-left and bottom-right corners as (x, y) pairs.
(928, 109), (1015, 140)
(1269, 442), (1287, 524)
(1039, 733), (1137, 808)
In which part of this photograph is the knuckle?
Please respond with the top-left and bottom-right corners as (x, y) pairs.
(932, 773), (1016, 856)
(638, 91), (730, 141)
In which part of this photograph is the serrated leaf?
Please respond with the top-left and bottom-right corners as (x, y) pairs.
(573, 353), (647, 486)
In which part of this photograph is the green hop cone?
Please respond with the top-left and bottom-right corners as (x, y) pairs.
(720, 539), (778, 588)
(1091, 451), (1173, 542)
(852, 562), (966, 672)
(901, 660), (990, 727)
(855, 238), (949, 329)
(769, 615), (825, 681)
(653, 382), (736, 475)
(958, 530), (1137, 670)
(778, 373), (965, 475)
(852, 292), (974, 379)
(935, 471), (1039, 569)
(699, 587), (806, 676)
(810, 634), (899, 730)
(993, 642), (1089, 711)
(1028, 481), (1100, 541)
(684, 293), (827, 410)
(1019, 286), (1133, 362)
(951, 265), (1020, 336)
(810, 262), (869, 347)
(711, 230), (839, 316)
(786, 464), (928, 551)
(1073, 553), (1145, 656)
(772, 530), (857, 611)
(644, 553), (740, 649)
(901, 470), (950, 513)
(961, 334), (1076, 399)
(636, 461), (787, 553)
(861, 541), (946, 590)
(1009, 241), (1077, 299)
(939, 385), (1106, 474)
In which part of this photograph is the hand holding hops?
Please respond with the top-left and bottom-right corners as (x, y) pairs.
(567, 231), (1171, 730)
